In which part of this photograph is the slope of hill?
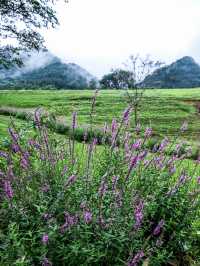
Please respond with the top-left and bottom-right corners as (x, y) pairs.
(141, 56), (200, 88)
(0, 52), (97, 89)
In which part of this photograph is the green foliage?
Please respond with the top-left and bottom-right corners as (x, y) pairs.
(100, 69), (134, 89)
(0, 107), (199, 265)
(0, 0), (65, 67)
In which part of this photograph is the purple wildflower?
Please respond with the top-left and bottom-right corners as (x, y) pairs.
(93, 138), (98, 146)
(0, 170), (4, 177)
(98, 179), (108, 197)
(7, 165), (15, 180)
(123, 107), (132, 124)
(154, 156), (164, 169)
(138, 150), (148, 161)
(83, 210), (92, 224)
(80, 201), (87, 209)
(60, 212), (78, 233)
(115, 189), (123, 208)
(8, 127), (19, 142)
(65, 175), (77, 187)
(0, 151), (8, 158)
(11, 144), (20, 153)
(144, 159), (150, 167)
(42, 234), (49, 244)
(169, 164), (176, 175)
(34, 109), (41, 128)
(41, 184), (50, 193)
(131, 139), (142, 150)
(4, 180), (13, 199)
(42, 257), (52, 266)
(179, 173), (187, 185)
(153, 219), (165, 236)
(43, 213), (51, 220)
(61, 165), (68, 176)
(20, 156), (29, 170)
(98, 214), (107, 229)
(128, 250), (144, 266)
(134, 200), (144, 230)
(111, 119), (117, 133)
(158, 137), (169, 152)
(144, 127), (152, 138)
(197, 176), (200, 184)
(112, 175), (119, 191)
(125, 155), (138, 181)
(175, 143), (182, 154)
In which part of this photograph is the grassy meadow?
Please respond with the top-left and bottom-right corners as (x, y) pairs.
(0, 88), (200, 142)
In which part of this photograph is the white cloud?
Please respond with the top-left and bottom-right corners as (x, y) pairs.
(43, 0), (200, 77)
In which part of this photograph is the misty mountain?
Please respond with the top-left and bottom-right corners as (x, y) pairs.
(0, 52), (97, 89)
(141, 56), (200, 88)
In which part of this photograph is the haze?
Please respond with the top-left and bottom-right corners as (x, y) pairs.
(44, 0), (200, 78)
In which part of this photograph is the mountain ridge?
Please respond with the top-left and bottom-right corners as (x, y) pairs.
(0, 52), (97, 89)
(141, 56), (200, 88)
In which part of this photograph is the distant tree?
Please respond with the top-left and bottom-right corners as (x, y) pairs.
(100, 69), (134, 89)
(0, 0), (67, 68)
(88, 79), (99, 90)
(123, 54), (165, 126)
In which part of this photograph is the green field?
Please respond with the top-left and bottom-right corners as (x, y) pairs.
(0, 89), (200, 143)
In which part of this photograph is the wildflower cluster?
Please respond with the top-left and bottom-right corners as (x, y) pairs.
(0, 106), (199, 265)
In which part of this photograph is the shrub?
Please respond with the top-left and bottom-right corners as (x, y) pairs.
(0, 108), (199, 265)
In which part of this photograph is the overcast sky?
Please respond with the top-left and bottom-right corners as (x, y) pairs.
(44, 0), (200, 78)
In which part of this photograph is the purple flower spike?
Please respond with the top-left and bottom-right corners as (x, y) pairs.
(197, 176), (200, 184)
(144, 127), (152, 138)
(98, 179), (108, 197)
(0, 151), (8, 158)
(42, 234), (49, 244)
(123, 107), (132, 124)
(111, 119), (117, 133)
(131, 139), (142, 150)
(60, 212), (78, 233)
(12, 144), (20, 153)
(8, 128), (19, 142)
(134, 200), (144, 230)
(83, 210), (92, 224)
(4, 180), (13, 199)
(61, 165), (68, 176)
(128, 250), (144, 266)
(20, 157), (29, 170)
(112, 175), (119, 191)
(65, 175), (77, 187)
(153, 219), (165, 236)
(158, 137), (169, 152)
(42, 257), (52, 266)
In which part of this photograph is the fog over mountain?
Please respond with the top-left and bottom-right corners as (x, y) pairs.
(0, 52), (98, 89)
